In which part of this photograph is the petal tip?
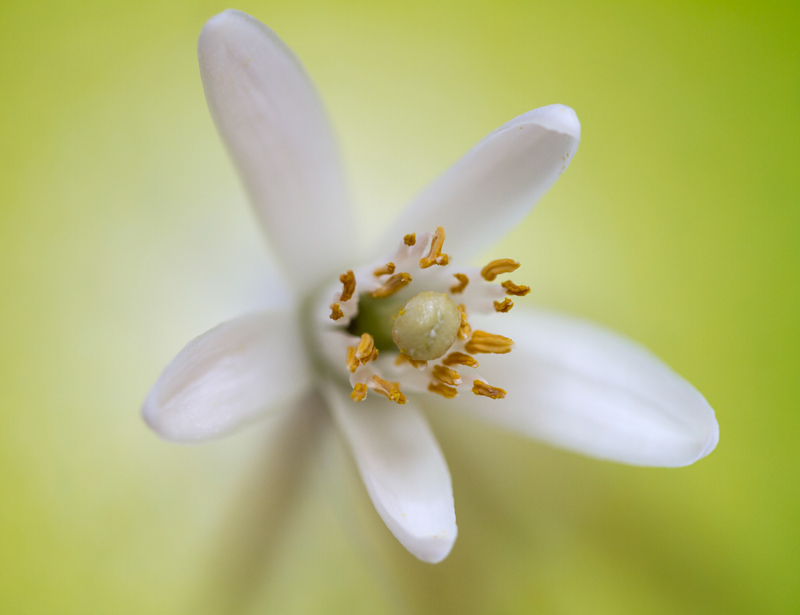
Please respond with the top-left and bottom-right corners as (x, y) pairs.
(529, 104), (581, 140)
(402, 525), (458, 564)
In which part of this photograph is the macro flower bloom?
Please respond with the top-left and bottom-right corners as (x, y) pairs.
(143, 10), (719, 564)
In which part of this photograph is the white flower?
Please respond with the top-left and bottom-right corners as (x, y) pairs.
(143, 9), (719, 564)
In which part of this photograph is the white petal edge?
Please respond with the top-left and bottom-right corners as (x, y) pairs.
(378, 105), (580, 262)
(323, 381), (457, 563)
(431, 309), (718, 467)
(143, 310), (311, 443)
(198, 10), (353, 293)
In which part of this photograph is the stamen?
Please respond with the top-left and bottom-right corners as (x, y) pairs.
(472, 380), (507, 399)
(441, 351), (479, 368)
(329, 303), (344, 320)
(351, 383), (368, 402)
(428, 381), (458, 399)
(395, 353), (428, 369)
(355, 333), (378, 364)
(450, 273), (469, 294)
(481, 258), (520, 281)
(339, 270), (356, 302)
(465, 330), (515, 354)
(346, 346), (360, 373)
(494, 298), (514, 313)
(371, 376), (407, 404)
(457, 304), (472, 341)
(373, 262), (396, 276)
(432, 365), (461, 386)
(404, 233), (416, 246)
(420, 226), (450, 268)
(371, 272), (412, 298)
(501, 280), (530, 297)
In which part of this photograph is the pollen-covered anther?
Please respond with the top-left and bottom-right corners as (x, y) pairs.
(371, 376), (407, 404)
(441, 351), (479, 368)
(450, 273), (469, 294)
(395, 353), (428, 369)
(329, 303), (344, 320)
(481, 259), (520, 281)
(457, 304), (472, 341)
(370, 272), (412, 298)
(339, 270), (356, 302)
(373, 262), (396, 276)
(404, 233), (416, 246)
(494, 298), (514, 313)
(346, 346), (360, 373)
(428, 381), (458, 399)
(351, 383), (368, 402)
(501, 280), (530, 297)
(465, 330), (515, 354)
(432, 365), (461, 386)
(472, 380), (507, 399)
(355, 333), (378, 364)
(420, 226), (449, 268)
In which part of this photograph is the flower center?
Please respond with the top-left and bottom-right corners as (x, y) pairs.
(319, 227), (529, 404)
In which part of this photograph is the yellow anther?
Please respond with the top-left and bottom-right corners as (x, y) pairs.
(441, 351), (479, 368)
(432, 365), (461, 386)
(494, 298), (514, 313)
(371, 376), (407, 404)
(428, 381), (458, 399)
(450, 273), (469, 294)
(373, 262), (396, 276)
(465, 330), (515, 354)
(501, 280), (530, 297)
(404, 233), (416, 246)
(420, 226), (450, 268)
(355, 333), (378, 364)
(329, 303), (344, 320)
(351, 383), (368, 402)
(481, 258), (520, 281)
(472, 380), (507, 399)
(346, 346), (360, 373)
(457, 304), (472, 341)
(395, 353), (428, 369)
(339, 270), (356, 302)
(371, 272), (412, 298)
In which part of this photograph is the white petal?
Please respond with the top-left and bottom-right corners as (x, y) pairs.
(323, 381), (457, 563)
(143, 310), (311, 443)
(439, 310), (718, 467)
(198, 10), (353, 292)
(379, 105), (580, 262)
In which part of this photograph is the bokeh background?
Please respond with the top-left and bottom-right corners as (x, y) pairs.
(2, 0), (798, 613)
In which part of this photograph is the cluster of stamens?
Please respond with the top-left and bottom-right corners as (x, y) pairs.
(324, 227), (529, 405)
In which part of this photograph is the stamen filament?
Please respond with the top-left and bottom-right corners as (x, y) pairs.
(450, 273), (469, 294)
(481, 259), (520, 281)
(472, 380), (507, 399)
(501, 280), (530, 297)
(371, 272), (412, 298)
(420, 226), (449, 268)
(465, 330), (515, 354)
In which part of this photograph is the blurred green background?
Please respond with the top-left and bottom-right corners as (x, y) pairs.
(1, 0), (798, 613)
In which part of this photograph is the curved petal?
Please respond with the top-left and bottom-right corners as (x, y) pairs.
(198, 10), (353, 292)
(430, 310), (718, 467)
(323, 381), (457, 563)
(379, 105), (580, 262)
(143, 310), (311, 443)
